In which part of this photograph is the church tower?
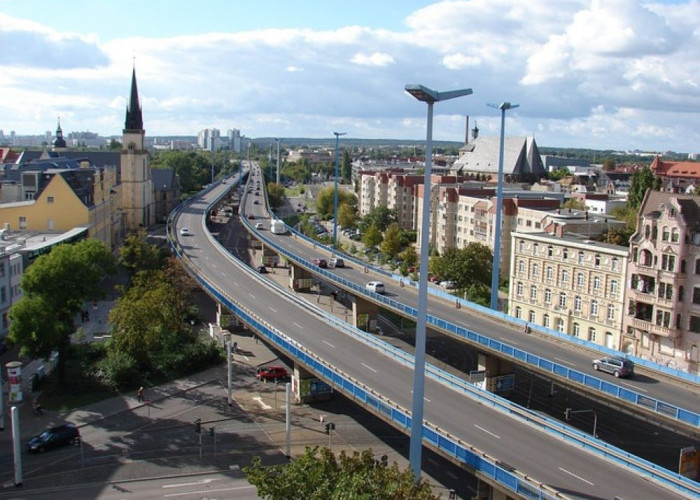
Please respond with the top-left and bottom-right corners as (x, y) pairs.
(53, 117), (67, 151)
(120, 67), (154, 230)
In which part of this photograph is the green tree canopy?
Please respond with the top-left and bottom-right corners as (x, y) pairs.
(267, 182), (286, 208)
(150, 150), (211, 193)
(119, 229), (165, 275)
(245, 447), (439, 500)
(362, 222), (383, 248)
(9, 239), (116, 383)
(629, 166), (661, 209)
(429, 243), (492, 290)
(360, 206), (396, 233)
(338, 203), (357, 229)
(380, 223), (403, 259)
(315, 186), (357, 219)
(341, 149), (352, 183)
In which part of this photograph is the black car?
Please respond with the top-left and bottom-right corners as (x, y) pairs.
(26, 423), (80, 453)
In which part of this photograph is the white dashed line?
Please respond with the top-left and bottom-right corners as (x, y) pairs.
(473, 424), (501, 439)
(361, 363), (377, 373)
(322, 340), (336, 349)
(558, 467), (594, 486)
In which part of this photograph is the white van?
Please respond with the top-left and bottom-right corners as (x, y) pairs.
(365, 281), (385, 294)
(328, 257), (344, 268)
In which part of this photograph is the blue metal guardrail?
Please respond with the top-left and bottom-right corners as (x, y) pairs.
(169, 224), (699, 499)
(258, 224), (700, 430)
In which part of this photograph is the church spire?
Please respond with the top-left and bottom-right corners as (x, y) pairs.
(53, 116), (67, 149)
(124, 67), (143, 131)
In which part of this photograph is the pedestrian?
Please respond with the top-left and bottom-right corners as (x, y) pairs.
(32, 397), (43, 415)
(137, 386), (144, 402)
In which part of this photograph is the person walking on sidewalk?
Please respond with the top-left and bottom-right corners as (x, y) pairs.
(137, 386), (144, 402)
(32, 397), (43, 415)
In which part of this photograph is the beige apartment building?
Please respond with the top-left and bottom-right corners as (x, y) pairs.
(359, 170), (424, 230)
(622, 191), (699, 373)
(508, 229), (628, 350)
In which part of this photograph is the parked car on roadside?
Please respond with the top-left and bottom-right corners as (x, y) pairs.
(26, 423), (80, 453)
(592, 356), (634, 378)
(256, 365), (289, 382)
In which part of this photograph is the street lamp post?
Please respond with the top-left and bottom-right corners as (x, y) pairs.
(404, 84), (472, 480)
(275, 138), (282, 184)
(489, 102), (519, 311)
(332, 131), (346, 249)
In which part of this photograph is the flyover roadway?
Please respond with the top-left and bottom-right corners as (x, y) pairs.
(253, 200), (700, 437)
(171, 171), (693, 500)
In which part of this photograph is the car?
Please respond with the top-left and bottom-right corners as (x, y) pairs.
(440, 280), (456, 290)
(366, 281), (385, 294)
(592, 356), (634, 378)
(312, 258), (328, 268)
(256, 365), (289, 382)
(256, 265), (268, 273)
(255, 222), (264, 230)
(328, 257), (344, 268)
(179, 227), (190, 236)
(26, 423), (80, 453)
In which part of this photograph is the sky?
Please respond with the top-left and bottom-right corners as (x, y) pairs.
(0, 0), (698, 153)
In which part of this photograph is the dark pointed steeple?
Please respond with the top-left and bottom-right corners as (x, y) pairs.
(53, 117), (67, 148)
(124, 67), (143, 131)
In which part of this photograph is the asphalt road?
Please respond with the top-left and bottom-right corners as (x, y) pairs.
(171, 168), (693, 500)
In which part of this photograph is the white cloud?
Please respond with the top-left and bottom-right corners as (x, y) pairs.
(0, 1), (698, 153)
(350, 52), (395, 67)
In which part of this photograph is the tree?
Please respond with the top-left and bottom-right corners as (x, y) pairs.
(341, 149), (352, 183)
(562, 198), (586, 211)
(338, 203), (356, 229)
(360, 206), (396, 233)
(267, 183), (286, 208)
(119, 229), (165, 275)
(109, 139), (122, 150)
(629, 166), (660, 210)
(429, 243), (492, 291)
(9, 239), (116, 383)
(602, 158), (616, 171)
(362, 222), (383, 249)
(245, 447), (439, 500)
(315, 186), (357, 219)
(380, 223), (402, 259)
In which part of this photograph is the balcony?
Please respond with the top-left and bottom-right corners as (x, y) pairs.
(630, 317), (680, 338)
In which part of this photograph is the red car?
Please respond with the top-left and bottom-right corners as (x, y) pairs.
(256, 366), (289, 382)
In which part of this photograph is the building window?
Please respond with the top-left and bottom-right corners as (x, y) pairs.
(518, 240), (525, 253)
(545, 266), (553, 281)
(659, 282), (674, 301)
(610, 280), (618, 296)
(0, 263), (4, 278)
(662, 226), (669, 241)
(517, 260), (525, 275)
(559, 292), (567, 308)
(656, 310), (671, 328)
(591, 300), (598, 317)
(19, 216), (26, 230)
(607, 304), (615, 320)
(544, 288), (552, 304)
(576, 273), (585, 287)
(531, 263), (540, 279)
(516, 282), (524, 296)
(574, 295), (582, 312)
(578, 251), (584, 264)
(515, 306), (522, 319)
(594, 254), (600, 267)
(661, 254), (676, 271)
(693, 287), (700, 305)
(563, 248), (568, 260)
(528, 310), (536, 322)
(589, 327), (597, 343)
(530, 285), (537, 301)
(690, 316), (700, 333)
(573, 323), (580, 337)
(556, 318), (565, 332)
(561, 269), (570, 284)
(671, 228), (679, 243)
(533, 243), (539, 255)
(612, 258), (619, 271)
(593, 276), (601, 291)
(543, 314), (550, 328)
(547, 246), (553, 257)
(47, 196), (54, 203)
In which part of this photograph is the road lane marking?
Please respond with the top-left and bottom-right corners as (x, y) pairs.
(163, 478), (220, 488)
(293, 322), (303, 329)
(248, 293), (256, 299)
(361, 363), (377, 373)
(619, 381), (646, 392)
(269, 306), (277, 313)
(165, 486), (256, 497)
(558, 467), (594, 486)
(554, 357), (575, 366)
(501, 337), (518, 345)
(322, 340), (336, 348)
(473, 424), (501, 439)
(252, 397), (271, 409)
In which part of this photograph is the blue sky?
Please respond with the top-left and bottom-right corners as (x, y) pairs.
(0, 0), (698, 153)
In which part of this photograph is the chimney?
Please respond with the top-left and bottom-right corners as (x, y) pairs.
(555, 223), (564, 238)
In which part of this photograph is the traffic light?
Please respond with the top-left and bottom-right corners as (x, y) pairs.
(194, 418), (202, 434)
(324, 422), (335, 434)
(449, 489), (456, 500)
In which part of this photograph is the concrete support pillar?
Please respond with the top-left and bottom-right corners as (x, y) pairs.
(261, 244), (280, 268)
(477, 352), (515, 394)
(289, 263), (314, 292)
(351, 295), (379, 333)
(291, 364), (332, 404)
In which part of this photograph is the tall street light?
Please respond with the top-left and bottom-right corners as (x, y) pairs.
(332, 131), (346, 249)
(404, 84), (472, 480)
(275, 138), (282, 184)
(489, 102), (519, 311)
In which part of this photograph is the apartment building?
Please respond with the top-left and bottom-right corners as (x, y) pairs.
(622, 191), (699, 373)
(509, 229), (628, 350)
(359, 170), (422, 229)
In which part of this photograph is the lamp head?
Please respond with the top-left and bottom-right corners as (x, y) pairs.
(405, 84), (473, 103)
